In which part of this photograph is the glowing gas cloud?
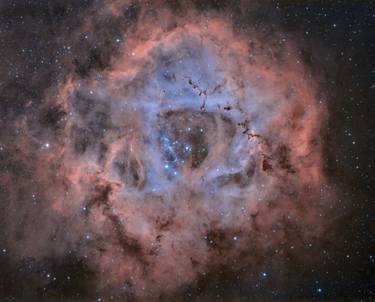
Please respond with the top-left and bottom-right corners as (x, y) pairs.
(1, 2), (333, 301)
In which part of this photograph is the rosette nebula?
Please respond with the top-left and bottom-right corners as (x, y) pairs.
(0, 1), (374, 301)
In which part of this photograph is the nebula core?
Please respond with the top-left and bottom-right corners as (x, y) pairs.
(1, 1), (374, 302)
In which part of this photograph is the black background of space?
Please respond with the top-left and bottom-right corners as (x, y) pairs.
(0, 0), (374, 301)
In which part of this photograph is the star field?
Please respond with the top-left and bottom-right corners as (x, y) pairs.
(0, 1), (374, 301)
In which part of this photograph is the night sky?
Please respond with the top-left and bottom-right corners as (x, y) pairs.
(0, 1), (374, 301)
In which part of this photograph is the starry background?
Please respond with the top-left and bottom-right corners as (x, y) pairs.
(0, 0), (374, 301)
